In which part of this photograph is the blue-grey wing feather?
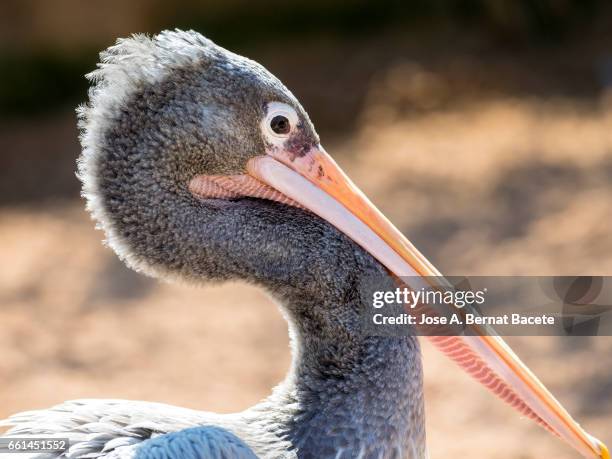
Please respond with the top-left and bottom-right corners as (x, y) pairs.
(132, 426), (257, 459)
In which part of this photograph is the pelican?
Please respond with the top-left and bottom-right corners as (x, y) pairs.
(2, 30), (607, 459)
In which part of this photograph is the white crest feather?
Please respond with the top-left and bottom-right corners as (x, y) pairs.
(76, 30), (214, 277)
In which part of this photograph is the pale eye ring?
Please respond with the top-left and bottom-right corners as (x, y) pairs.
(262, 102), (299, 141)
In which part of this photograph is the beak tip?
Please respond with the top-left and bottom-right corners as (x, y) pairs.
(597, 439), (610, 459)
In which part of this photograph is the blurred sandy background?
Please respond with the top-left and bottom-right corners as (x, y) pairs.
(1, 1), (611, 457)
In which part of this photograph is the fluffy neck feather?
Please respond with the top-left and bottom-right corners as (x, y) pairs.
(248, 327), (426, 459)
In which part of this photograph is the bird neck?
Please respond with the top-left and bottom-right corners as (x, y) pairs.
(256, 330), (426, 458)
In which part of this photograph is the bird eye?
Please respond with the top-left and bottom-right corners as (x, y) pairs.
(262, 102), (298, 141)
(270, 115), (290, 135)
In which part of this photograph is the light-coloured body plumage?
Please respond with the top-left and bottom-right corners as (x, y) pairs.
(2, 399), (292, 458)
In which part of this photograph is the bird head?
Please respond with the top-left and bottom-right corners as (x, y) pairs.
(78, 30), (325, 281)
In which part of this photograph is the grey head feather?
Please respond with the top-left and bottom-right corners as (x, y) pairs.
(77, 29), (318, 282)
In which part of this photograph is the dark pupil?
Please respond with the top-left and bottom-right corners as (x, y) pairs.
(270, 115), (290, 134)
